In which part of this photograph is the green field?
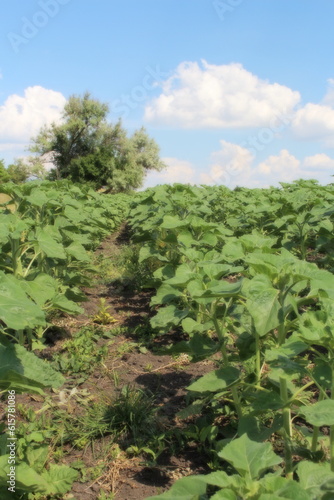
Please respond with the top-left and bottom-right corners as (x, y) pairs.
(1, 179), (334, 499)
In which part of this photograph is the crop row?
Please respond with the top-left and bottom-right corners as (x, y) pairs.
(126, 181), (334, 499)
(0, 180), (128, 498)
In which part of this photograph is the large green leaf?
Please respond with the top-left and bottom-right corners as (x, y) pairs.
(299, 400), (334, 426)
(204, 470), (244, 489)
(258, 475), (311, 500)
(41, 464), (79, 495)
(150, 283), (183, 306)
(218, 434), (282, 480)
(0, 458), (77, 495)
(20, 274), (58, 307)
(164, 264), (198, 286)
(187, 366), (240, 393)
(243, 275), (280, 337)
(0, 272), (46, 329)
(139, 245), (169, 263)
(0, 343), (64, 393)
(35, 226), (66, 259)
(181, 317), (212, 334)
(265, 333), (308, 361)
(196, 280), (242, 298)
(291, 260), (334, 299)
(0, 457), (50, 494)
(150, 305), (189, 330)
(297, 461), (334, 498)
(164, 332), (219, 362)
(25, 445), (49, 472)
(160, 215), (189, 229)
(65, 242), (90, 262)
(50, 294), (83, 315)
(25, 191), (49, 207)
(200, 231), (218, 247)
(177, 229), (194, 248)
(198, 263), (233, 280)
(210, 490), (238, 500)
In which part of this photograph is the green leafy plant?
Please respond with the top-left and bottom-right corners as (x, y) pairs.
(51, 326), (110, 377)
(93, 298), (118, 325)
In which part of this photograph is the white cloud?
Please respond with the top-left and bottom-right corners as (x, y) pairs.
(142, 143), (334, 190)
(0, 86), (66, 144)
(303, 153), (334, 170)
(144, 157), (196, 187)
(199, 140), (254, 185)
(200, 142), (334, 189)
(256, 149), (300, 179)
(145, 60), (300, 129)
(291, 103), (334, 143)
(290, 79), (334, 146)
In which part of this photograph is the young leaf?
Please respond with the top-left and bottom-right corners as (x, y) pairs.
(218, 434), (282, 480)
(41, 464), (79, 495)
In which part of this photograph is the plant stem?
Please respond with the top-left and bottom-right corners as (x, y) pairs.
(23, 251), (41, 277)
(212, 315), (243, 419)
(280, 376), (293, 479)
(11, 238), (23, 277)
(231, 386), (243, 420)
(330, 360), (334, 472)
(255, 330), (261, 384)
(311, 391), (325, 453)
(17, 330), (25, 346)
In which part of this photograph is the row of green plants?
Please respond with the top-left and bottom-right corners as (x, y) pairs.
(0, 181), (129, 498)
(0, 180), (128, 348)
(125, 181), (334, 499)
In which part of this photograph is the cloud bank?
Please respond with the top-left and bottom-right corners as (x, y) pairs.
(145, 61), (301, 129)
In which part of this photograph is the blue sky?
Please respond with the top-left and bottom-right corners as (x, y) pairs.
(1, 0), (334, 189)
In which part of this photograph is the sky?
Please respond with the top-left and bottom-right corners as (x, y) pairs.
(1, 0), (334, 189)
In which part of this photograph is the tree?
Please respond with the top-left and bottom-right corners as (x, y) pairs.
(6, 159), (31, 184)
(29, 92), (166, 191)
(0, 159), (10, 183)
(0, 158), (46, 185)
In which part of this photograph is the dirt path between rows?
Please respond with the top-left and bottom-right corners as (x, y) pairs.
(15, 226), (216, 500)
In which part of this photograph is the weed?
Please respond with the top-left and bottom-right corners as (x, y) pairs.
(51, 326), (110, 376)
(98, 490), (116, 500)
(93, 298), (118, 325)
(66, 385), (164, 455)
(111, 369), (120, 387)
(115, 341), (136, 357)
(108, 325), (129, 336)
(102, 386), (158, 441)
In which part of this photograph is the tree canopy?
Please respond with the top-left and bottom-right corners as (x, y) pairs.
(0, 160), (11, 183)
(29, 92), (166, 191)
